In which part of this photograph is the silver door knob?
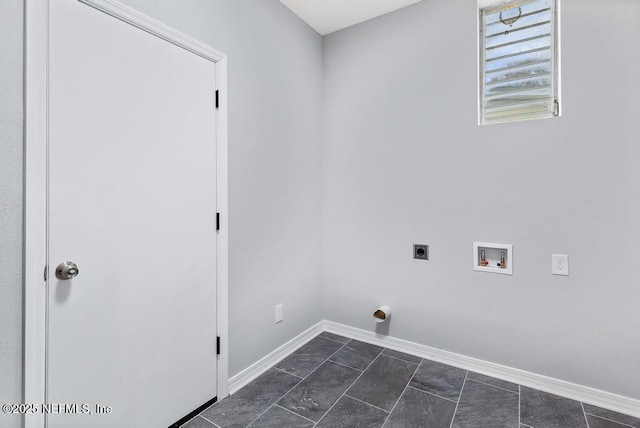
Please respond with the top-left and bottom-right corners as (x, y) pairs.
(56, 261), (79, 280)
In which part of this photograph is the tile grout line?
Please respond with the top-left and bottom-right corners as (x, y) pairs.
(465, 377), (519, 395)
(518, 384), (521, 427)
(344, 393), (391, 414)
(582, 402), (591, 428)
(244, 377), (309, 427)
(245, 403), (278, 428)
(302, 338), (352, 381)
(380, 351), (422, 365)
(314, 348), (386, 427)
(584, 413), (635, 428)
(318, 335), (349, 345)
(448, 370), (469, 428)
(272, 366), (304, 379)
(406, 385), (458, 404)
(381, 359), (424, 427)
(197, 414), (220, 428)
(245, 339), (351, 427)
(216, 334), (349, 427)
(180, 414), (201, 428)
(327, 358), (364, 373)
(274, 403), (318, 425)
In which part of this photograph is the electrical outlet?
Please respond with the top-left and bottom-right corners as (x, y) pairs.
(551, 254), (569, 276)
(413, 244), (429, 260)
(275, 304), (283, 324)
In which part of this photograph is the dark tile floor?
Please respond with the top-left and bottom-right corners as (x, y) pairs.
(183, 333), (640, 428)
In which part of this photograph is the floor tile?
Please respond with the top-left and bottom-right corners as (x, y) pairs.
(201, 368), (300, 427)
(278, 360), (361, 422)
(409, 359), (467, 401)
(330, 339), (383, 370)
(587, 414), (636, 428)
(182, 415), (215, 428)
(467, 372), (519, 393)
(274, 336), (344, 378)
(520, 386), (588, 428)
(319, 332), (351, 344)
(317, 396), (388, 428)
(347, 354), (419, 411)
(384, 387), (456, 428)
(188, 337), (640, 428)
(451, 379), (518, 428)
(249, 405), (314, 427)
(381, 348), (423, 365)
(583, 404), (640, 427)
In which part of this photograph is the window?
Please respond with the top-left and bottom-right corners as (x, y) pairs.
(479, 0), (560, 125)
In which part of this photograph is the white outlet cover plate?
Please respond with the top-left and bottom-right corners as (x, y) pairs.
(275, 304), (284, 323)
(552, 254), (569, 276)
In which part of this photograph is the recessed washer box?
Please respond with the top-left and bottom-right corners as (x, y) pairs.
(473, 242), (513, 275)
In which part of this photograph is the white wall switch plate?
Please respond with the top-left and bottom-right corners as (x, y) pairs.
(275, 303), (283, 323)
(552, 254), (569, 276)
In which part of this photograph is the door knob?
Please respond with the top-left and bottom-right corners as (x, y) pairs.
(56, 261), (79, 280)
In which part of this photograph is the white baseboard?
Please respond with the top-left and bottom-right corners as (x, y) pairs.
(227, 320), (639, 418)
(228, 321), (324, 394)
(323, 320), (640, 419)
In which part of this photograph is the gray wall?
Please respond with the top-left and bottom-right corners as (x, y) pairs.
(0, 0), (24, 426)
(0, 1), (324, 416)
(323, 0), (640, 399)
(3, 0), (639, 420)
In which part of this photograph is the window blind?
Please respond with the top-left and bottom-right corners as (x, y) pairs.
(479, 0), (559, 125)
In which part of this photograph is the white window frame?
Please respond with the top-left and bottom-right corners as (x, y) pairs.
(478, 0), (561, 125)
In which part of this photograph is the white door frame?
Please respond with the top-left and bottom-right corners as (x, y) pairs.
(24, 1), (229, 426)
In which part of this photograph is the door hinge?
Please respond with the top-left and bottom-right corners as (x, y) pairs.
(553, 98), (560, 116)
(216, 212), (220, 231)
(216, 336), (221, 355)
(44, 265), (47, 281)
(215, 90), (219, 110)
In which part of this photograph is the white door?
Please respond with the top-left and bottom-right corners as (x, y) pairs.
(47, 1), (218, 427)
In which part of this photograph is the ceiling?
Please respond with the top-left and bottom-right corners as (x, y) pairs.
(279, 0), (423, 36)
